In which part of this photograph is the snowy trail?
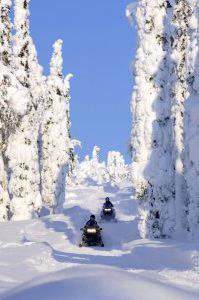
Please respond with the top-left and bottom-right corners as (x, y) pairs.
(0, 184), (199, 299)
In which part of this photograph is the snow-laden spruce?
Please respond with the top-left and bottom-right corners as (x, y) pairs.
(184, 0), (199, 238)
(107, 151), (129, 185)
(70, 150), (107, 186)
(127, 1), (175, 238)
(0, 0), (29, 220)
(0, 0), (12, 66)
(78, 146), (109, 185)
(7, 0), (42, 220)
(66, 139), (81, 185)
(0, 63), (29, 220)
(13, 0), (31, 87)
(42, 40), (72, 213)
(0, 0), (76, 220)
(0, 0), (12, 220)
(68, 146), (130, 187)
(169, 0), (192, 235)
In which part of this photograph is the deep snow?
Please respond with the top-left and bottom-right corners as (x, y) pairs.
(0, 184), (199, 299)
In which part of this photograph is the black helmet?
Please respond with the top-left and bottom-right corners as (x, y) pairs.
(105, 197), (110, 202)
(90, 215), (95, 220)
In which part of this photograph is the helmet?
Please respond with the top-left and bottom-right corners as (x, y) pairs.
(105, 197), (110, 202)
(90, 215), (95, 220)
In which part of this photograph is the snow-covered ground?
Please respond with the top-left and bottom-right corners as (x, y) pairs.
(0, 184), (199, 299)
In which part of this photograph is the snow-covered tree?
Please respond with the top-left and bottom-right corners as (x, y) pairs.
(127, 1), (175, 238)
(0, 156), (10, 220)
(0, 0), (12, 66)
(168, 0), (193, 234)
(66, 139), (81, 185)
(63, 74), (78, 186)
(92, 145), (100, 164)
(0, 63), (29, 220)
(0, 0), (23, 221)
(107, 151), (129, 185)
(13, 0), (31, 87)
(66, 154), (81, 185)
(6, 0), (42, 220)
(69, 146), (130, 187)
(69, 146), (108, 186)
(183, 1), (199, 238)
(87, 146), (108, 184)
(42, 40), (72, 213)
(0, 0), (12, 220)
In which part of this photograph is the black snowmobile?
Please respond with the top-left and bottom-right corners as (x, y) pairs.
(79, 215), (104, 247)
(100, 197), (117, 222)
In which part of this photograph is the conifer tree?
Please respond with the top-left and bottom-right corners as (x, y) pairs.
(183, 0), (199, 237)
(88, 146), (108, 184)
(0, 0), (12, 66)
(169, 0), (192, 233)
(0, 0), (13, 220)
(107, 151), (128, 185)
(42, 40), (72, 213)
(7, 0), (42, 220)
(66, 139), (81, 185)
(127, 1), (175, 238)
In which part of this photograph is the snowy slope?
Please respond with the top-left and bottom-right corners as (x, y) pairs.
(3, 266), (198, 300)
(0, 184), (199, 299)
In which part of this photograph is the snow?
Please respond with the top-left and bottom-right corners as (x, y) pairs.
(69, 146), (130, 187)
(0, 63), (29, 116)
(0, 0), (12, 66)
(0, 184), (198, 299)
(13, 0), (31, 86)
(127, 0), (199, 239)
(3, 266), (198, 300)
(183, 0), (199, 238)
(5, 0), (43, 220)
(126, 2), (137, 24)
(1, 0), (199, 298)
(129, 0), (175, 238)
(64, 73), (73, 94)
(42, 39), (70, 212)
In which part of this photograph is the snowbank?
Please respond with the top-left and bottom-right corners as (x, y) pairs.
(0, 184), (198, 300)
(3, 265), (198, 300)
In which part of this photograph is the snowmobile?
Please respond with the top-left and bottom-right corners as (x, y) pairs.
(100, 206), (117, 222)
(100, 197), (117, 222)
(79, 225), (104, 247)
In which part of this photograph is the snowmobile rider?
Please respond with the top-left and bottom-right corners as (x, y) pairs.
(85, 215), (98, 227)
(103, 197), (114, 209)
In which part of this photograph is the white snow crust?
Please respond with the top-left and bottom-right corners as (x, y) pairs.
(0, 184), (198, 300)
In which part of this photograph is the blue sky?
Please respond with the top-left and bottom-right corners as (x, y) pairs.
(29, 1), (137, 162)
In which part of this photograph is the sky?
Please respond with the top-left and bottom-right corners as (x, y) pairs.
(29, 0), (137, 162)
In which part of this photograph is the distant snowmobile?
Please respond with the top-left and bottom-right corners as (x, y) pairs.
(79, 215), (104, 247)
(100, 197), (117, 222)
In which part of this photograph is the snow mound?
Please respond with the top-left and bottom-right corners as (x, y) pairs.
(3, 265), (198, 300)
(0, 184), (199, 299)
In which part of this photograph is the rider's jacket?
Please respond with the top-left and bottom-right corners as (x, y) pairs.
(85, 219), (98, 227)
(103, 201), (114, 209)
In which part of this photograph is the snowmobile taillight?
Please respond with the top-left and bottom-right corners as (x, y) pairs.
(86, 228), (97, 234)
